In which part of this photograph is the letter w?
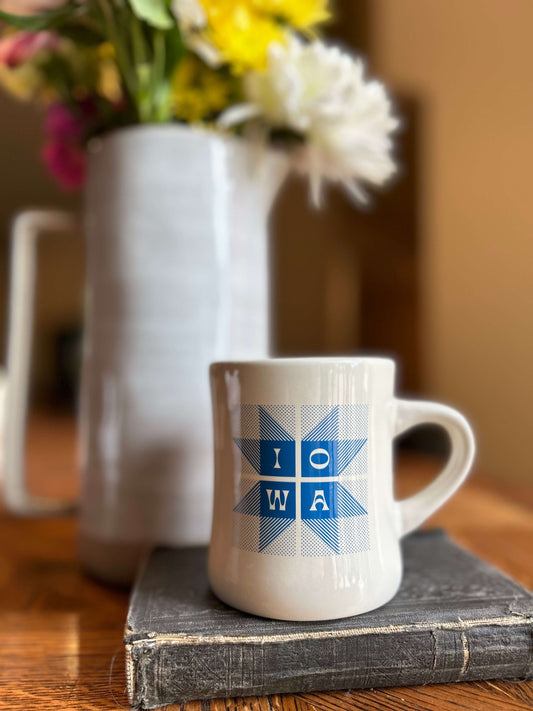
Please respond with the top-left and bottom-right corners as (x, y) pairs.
(266, 489), (289, 511)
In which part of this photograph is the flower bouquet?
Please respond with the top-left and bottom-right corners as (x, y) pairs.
(0, 0), (397, 201)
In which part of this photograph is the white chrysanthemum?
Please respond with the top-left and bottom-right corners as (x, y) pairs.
(171, 0), (206, 32)
(221, 38), (398, 205)
(171, 0), (221, 66)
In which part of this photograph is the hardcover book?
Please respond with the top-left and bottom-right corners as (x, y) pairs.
(125, 530), (533, 710)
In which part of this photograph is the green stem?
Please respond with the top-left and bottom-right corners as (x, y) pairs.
(130, 12), (153, 122)
(95, 0), (138, 118)
(130, 13), (148, 66)
(152, 29), (169, 122)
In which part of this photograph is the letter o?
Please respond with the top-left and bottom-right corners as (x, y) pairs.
(309, 447), (330, 470)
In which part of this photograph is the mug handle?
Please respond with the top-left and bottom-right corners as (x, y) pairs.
(1, 210), (80, 514)
(393, 399), (475, 536)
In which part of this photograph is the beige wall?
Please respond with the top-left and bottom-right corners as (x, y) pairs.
(369, 0), (533, 482)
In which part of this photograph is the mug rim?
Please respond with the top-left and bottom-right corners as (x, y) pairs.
(211, 356), (395, 369)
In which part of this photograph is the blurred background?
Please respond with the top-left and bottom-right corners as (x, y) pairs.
(0, 0), (531, 486)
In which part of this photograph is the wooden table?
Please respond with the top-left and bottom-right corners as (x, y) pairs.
(0, 414), (532, 711)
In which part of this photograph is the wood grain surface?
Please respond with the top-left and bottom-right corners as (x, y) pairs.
(0, 413), (531, 711)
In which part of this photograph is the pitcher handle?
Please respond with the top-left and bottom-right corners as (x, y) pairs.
(2, 210), (80, 514)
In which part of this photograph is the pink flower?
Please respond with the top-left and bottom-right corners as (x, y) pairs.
(42, 139), (86, 190)
(41, 102), (97, 189)
(0, 31), (59, 68)
(45, 102), (84, 141)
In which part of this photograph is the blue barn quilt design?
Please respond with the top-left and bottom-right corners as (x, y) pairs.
(233, 405), (370, 557)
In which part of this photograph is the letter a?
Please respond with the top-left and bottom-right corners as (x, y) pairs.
(310, 489), (329, 512)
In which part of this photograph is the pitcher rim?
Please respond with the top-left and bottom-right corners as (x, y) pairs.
(88, 123), (290, 165)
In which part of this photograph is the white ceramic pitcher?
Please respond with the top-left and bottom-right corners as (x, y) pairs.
(0, 125), (288, 584)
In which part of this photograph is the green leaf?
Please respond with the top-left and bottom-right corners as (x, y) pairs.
(0, 4), (78, 32)
(128, 0), (174, 30)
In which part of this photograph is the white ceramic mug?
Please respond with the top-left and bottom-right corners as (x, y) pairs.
(208, 358), (475, 621)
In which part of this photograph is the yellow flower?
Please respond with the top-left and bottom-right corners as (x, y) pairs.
(253, 0), (330, 30)
(172, 54), (235, 122)
(96, 43), (122, 103)
(198, 0), (286, 72)
(178, 1), (329, 73)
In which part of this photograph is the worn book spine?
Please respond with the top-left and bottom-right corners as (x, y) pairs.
(125, 617), (533, 709)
